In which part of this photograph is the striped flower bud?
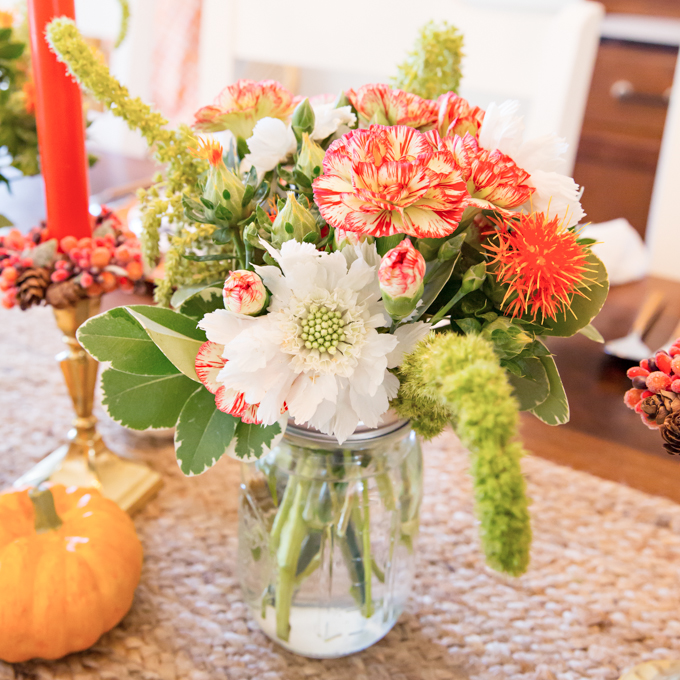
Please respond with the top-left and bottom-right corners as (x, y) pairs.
(223, 270), (268, 316)
(378, 239), (426, 321)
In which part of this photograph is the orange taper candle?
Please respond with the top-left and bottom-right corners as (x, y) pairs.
(27, 0), (91, 241)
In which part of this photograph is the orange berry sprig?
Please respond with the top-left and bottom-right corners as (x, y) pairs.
(624, 341), (680, 431)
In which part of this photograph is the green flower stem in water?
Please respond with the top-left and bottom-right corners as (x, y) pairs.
(275, 470), (311, 642)
(360, 481), (374, 618)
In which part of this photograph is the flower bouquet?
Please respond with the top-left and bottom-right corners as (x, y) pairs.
(46, 19), (609, 657)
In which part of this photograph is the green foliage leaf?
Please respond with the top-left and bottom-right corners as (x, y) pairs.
(178, 286), (224, 320)
(101, 368), (197, 430)
(414, 256), (457, 321)
(578, 323), (605, 343)
(506, 357), (550, 411)
(170, 281), (222, 309)
(530, 354), (570, 425)
(542, 253), (609, 337)
(0, 213), (12, 227)
(77, 307), (178, 375)
(175, 387), (238, 475)
(234, 421), (281, 460)
(125, 306), (205, 382)
(0, 42), (25, 59)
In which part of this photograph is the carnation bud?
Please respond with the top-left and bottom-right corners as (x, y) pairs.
(271, 192), (320, 248)
(223, 270), (268, 316)
(295, 133), (325, 179)
(204, 161), (248, 224)
(333, 228), (374, 251)
(291, 98), (315, 141)
(378, 239), (426, 321)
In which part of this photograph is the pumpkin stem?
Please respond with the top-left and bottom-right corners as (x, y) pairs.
(29, 487), (64, 533)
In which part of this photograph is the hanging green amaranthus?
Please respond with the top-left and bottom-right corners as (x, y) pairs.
(393, 332), (531, 577)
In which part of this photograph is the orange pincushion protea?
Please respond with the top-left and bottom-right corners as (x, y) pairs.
(313, 125), (468, 239)
(189, 137), (224, 166)
(484, 212), (593, 322)
(193, 79), (294, 139)
(347, 83), (438, 129)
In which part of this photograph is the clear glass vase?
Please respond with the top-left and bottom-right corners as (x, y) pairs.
(238, 417), (423, 658)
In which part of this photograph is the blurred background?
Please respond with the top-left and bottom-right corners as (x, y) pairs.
(1, 0), (680, 494)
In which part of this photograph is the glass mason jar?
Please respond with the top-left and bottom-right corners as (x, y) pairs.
(238, 416), (423, 658)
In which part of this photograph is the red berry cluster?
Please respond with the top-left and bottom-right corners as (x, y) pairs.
(0, 208), (145, 309)
(623, 341), (680, 429)
(0, 226), (44, 308)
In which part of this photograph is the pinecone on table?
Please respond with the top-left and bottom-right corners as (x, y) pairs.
(661, 411), (680, 455)
(15, 267), (51, 310)
(639, 390), (680, 427)
(45, 279), (87, 309)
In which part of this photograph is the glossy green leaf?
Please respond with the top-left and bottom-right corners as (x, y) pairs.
(530, 354), (570, 425)
(178, 287), (224, 320)
(234, 421), (281, 460)
(77, 307), (178, 375)
(101, 368), (197, 430)
(125, 306), (205, 382)
(542, 253), (609, 338)
(506, 357), (550, 411)
(175, 387), (238, 475)
(578, 323), (605, 343)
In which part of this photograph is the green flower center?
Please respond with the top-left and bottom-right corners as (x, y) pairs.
(298, 305), (348, 356)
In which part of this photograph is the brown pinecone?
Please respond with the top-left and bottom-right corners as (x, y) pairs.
(45, 279), (87, 309)
(640, 391), (680, 427)
(661, 411), (680, 455)
(15, 267), (51, 310)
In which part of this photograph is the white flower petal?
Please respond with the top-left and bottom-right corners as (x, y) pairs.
(478, 100), (524, 158)
(527, 170), (585, 227)
(244, 117), (297, 174)
(311, 103), (357, 141)
(198, 309), (257, 346)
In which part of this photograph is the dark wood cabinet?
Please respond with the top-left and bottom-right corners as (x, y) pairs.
(572, 1), (678, 237)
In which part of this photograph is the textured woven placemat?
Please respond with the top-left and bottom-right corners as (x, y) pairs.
(2, 306), (680, 680)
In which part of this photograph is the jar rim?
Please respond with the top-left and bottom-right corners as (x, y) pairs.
(285, 413), (410, 445)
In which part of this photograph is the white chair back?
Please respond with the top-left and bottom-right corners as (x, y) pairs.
(199, 0), (603, 173)
(647, 56), (680, 282)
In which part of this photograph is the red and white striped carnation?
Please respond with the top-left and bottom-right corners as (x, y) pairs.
(437, 92), (485, 139)
(194, 341), (261, 423)
(313, 125), (469, 239)
(193, 79), (294, 139)
(347, 84), (438, 129)
(436, 133), (534, 211)
(378, 239), (426, 299)
(223, 270), (268, 316)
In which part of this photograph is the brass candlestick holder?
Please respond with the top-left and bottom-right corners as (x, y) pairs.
(13, 297), (163, 513)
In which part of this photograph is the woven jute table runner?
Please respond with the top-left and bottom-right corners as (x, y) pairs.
(2, 306), (680, 680)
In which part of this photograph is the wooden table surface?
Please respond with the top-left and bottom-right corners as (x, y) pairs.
(3, 153), (680, 501)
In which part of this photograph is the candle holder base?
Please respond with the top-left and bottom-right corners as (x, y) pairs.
(14, 431), (163, 515)
(13, 297), (163, 514)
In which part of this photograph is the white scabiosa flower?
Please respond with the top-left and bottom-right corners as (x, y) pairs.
(478, 100), (585, 227)
(244, 117), (297, 174)
(198, 240), (431, 444)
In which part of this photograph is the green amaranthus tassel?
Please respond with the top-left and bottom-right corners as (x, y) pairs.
(46, 18), (235, 306)
(392, 21), (464, 100)
(393, 333), (531, 576)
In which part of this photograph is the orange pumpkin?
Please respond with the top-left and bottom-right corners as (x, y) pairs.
(0, 484), (143, 662)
